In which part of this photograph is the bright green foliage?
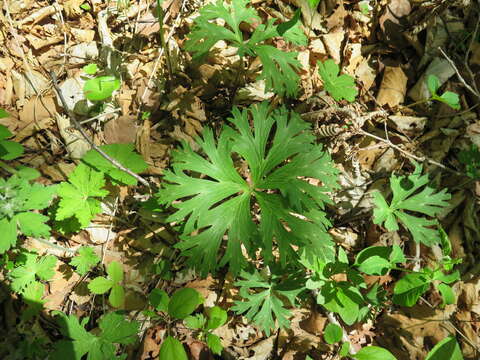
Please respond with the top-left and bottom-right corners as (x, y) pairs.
(0, 175), (57, 253)
(427, 75), (460, 110)
(83, 76), (121, 101)
(83, 63), (98, 75)
(70, 246), (100, 275)
(88, 261), (125, 308)
(206, 333), (223, 355)
(52, 311), (139, 360)
(324, 323), (343, 344)
(184, 0), (306, 96)
(56, 163), (109, 228)
(159, 336), (188, 360)
(353, 346), (397, 360)
(168, 287), (202, 319)
(9, 251), (56, 294)
(393, 265), (459, 307)
(157, 103), (338, 275)
(149, 288), (170, 313)
(354, 245), (405, 275)
(373, 162), (451, 246)
(79, 3), (91, 11)
(82, 143), (148, 185)
(232, 269), (304, 336)
(425, 336), (463, 360)
(318, 59), (358, 102)
(459, 144), (480, 179)
(22, 281), (46, 320)
(306, 0), (321, 8)
(0, 123), (24, 160)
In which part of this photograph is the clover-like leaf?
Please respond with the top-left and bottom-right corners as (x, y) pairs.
(83, 76), (120, 101)
(373, 162), (451, 246)
(157, 103), (338, 275)
(318, 59), (358, 102)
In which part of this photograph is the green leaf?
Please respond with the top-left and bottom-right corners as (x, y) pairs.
(107, 261), (123, 283)
(425, 336), (463, 360)
(70, 247), (100, 275)
(353, 346), (397, 360)
(83, 76), (121, 101)
(109, 284), (125, 308)
(322, 283), (364, 325)
(0, 139), (24, 160)
(9, 253), (57, 294)
(79, 3), (91, 11)
(168, 288), (202, 319)
(306, 0), (321, 9)
(15, 212), (51, 238)
(318, 59), (358, 102)
(393, 273), (431, 307)
(324, 323), (343, 344)
(83, 64), (98, 75)
(339, 342), (351, 357)
(56, 163), (109, 228)
(0, 218), (17, 253)
(438, 92), (460, 110)
(355, 246), (405, 275)
(159, 336), (188, 360)
(206, 333), (223, 355)
(157, 103), (337, 275)
(0, 108), (9, 118)
(98, 311), (139, 345)
(436, 283), (456, 306)
(88, 276), (114, 294)
(232, 269), (304, 336)
(206, 306), (228, 330)
(81, 144), (148, 185)
(373, 162), (451, 246)
(427, 75), (440, 95)
(184, 314), (206, 329)
(149, 288), (170, 313)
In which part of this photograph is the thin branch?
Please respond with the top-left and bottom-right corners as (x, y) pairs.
(49, 71), (151, 188)
(438, 47), (480, 100)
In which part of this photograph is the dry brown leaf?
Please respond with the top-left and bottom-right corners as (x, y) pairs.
(326, 3), (348, 30)
(139, 325), (165, 360)
(104, 115), (137, 144)
(377, 66), (408, 107)
(44, 261), (80, 310)
(388, 115), (427, 137)
(321, 31), (345, 64)
(379, 0), (411, 48)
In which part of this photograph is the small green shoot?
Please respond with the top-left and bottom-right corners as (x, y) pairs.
(426, 74), (461, 110)
(83, 76), (121, 101)
(79, 3), (91, 11)
(88, 261), (125, 308)
(70, 246), (100, 275)
(83, 63), (98, 75)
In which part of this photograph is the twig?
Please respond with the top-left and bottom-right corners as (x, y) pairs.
(49, 71), (151, 187)
(438, 47), (480, 100)
(358, 129), (463, 176)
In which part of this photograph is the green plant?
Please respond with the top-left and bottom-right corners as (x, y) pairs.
(88, 261), (125, 308)
(184, 305), (228, 354)
(52, 311), (139, 360)
(83, 75), (121, 101)
(0, 173), (57, 253)
(70, 246), (100, 275)
(373, 162), (451, 246)
(9, 250), (56, 294)
(427, 75), (460, 110)
(147, 287), (203, 359)
(82, 63), (98, 75)
(232, 268), (304, 335)
(318, 59), (358, 102)
(458, 144), (480, 179)
(425, 336), (463, 360)
(0, 123), (24, 161)
(324, 323), (343, 344)
(184, 0), (306, 96)
(157, 102), (339, 276)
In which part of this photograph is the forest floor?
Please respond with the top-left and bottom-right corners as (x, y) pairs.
(0, 0), (480, 359)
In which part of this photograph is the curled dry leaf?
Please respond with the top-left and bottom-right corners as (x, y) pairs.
(376, 66), (408, 107)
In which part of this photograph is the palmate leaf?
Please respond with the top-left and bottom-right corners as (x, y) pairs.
(70, 246), (100, 275)
(318, 59), (358, 102)
(56, 163), (109, 228)
(157, 103), (338, 276)
(9, 252), (57, 294)
(185, 0), (305, 96)
(373, 162), (451, 246)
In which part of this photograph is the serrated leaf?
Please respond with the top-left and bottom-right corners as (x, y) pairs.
(318, 59), (358, 102)
(373, 162), (451, 246)
(15, 212), (51, 238)
(98, 311), (139, 344)
(206, 333), (223, 355)
(324, 323), (343, 344)
(70, 247), (100, 275)
(168, 288), (201, 319)
(159, 336), (188, 360)
(9, 253), (57, 294)
(393, 273), (430, 307)
(83, 76), (120, 101)
(0, 218), (17, 253)
(157, 103), (337, 275)
(82, 144), (148, 185)
(353, 346), (397, 360)
(425, 336), (463, 360)
(88, 277), (114, 294)
(56, 163), (109, 228)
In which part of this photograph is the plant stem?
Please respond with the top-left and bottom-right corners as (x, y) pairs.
(156, 0), (173, 80)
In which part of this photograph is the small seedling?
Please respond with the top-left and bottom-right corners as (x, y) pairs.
(318, 59), (358, 102)
(70, 246), (100, 275)
(88, 261), (125, 308)
(83, 75), (121, 101)
(79, 3), (91, 11)
(83, 63), (98, 75)
(427, 75), (460, 109)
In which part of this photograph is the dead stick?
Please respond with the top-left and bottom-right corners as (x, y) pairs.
(49, 71), (151, 188)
